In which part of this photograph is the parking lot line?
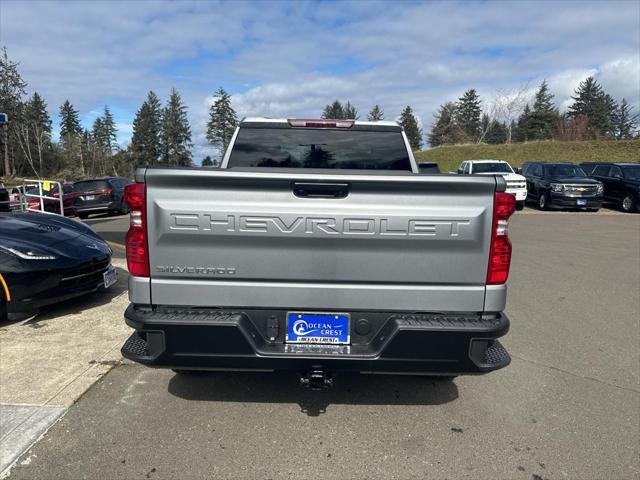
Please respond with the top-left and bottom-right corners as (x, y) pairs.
(0, 405), (66, 478)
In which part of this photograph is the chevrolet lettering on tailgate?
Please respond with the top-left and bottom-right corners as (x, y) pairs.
(169, 213), (472, 238)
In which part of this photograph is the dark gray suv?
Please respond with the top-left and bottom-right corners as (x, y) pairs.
(72, 177), (133, 219)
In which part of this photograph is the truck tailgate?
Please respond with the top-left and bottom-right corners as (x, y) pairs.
(144, 169), (498, 312)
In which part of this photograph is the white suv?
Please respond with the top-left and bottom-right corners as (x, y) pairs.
(457, 160), (527, 210)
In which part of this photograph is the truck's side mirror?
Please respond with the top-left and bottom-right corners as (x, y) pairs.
(515, 168), (522, 174)
(457, 168), (463, 174)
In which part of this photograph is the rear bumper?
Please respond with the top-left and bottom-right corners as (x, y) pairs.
(73, 201), (119, 214)
(122, 305), (511, 375)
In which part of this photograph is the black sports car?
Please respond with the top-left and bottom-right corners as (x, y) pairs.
(0, 212), (116, 321)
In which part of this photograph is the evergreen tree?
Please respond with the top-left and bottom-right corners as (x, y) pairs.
(101, 105), (117, 154)
(202, 155), (214, 166)
(90, 116), (113, 175)
(612, 98), (637, 139)
(0, 46), (27, 176)
(59, 100), (83, 172)
(485, 120), (508, 144)
(131, 91), (162, 165)
(568, 76), (602, 118)
(59, 100), (85, 175)
(131, 101), (151, 162)
(59, 100), (82, 143)
(161, 88), (193, 166)
(527, 80), (558, 140)
(343, 101), (359, 119)
(428, 102), (466, 147)
(21, 92), (53, 174)
(206, 87), (238, 158)
(514, 104), (533, 142)
(367, 105), (384, 121)
(568, 76), (617, 138)
(110, 149), (135, 178)
(146, 91), (162, 150)
(91, 117), (105, 151)
(322, 100), (345, 119)
(25, 93), (52, 137)
(456, 89), (482, 141)
(398, 105), (423, 150)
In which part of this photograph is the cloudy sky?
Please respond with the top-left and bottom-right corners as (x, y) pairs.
(1, 0), (638, 162)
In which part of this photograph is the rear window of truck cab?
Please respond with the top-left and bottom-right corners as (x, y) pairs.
(227, 127), (412, 170)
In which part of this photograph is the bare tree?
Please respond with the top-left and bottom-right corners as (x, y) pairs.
(15, 123), (40, 177)
(554, 114), (590, 141)
(477, 102), (499, 144)
(492, 84), (530, 144)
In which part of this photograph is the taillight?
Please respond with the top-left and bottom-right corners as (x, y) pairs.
(124, 183), (149, 277)
(102, 188), (113, 196)
(287, 118), (354, 128)
(487, 192), (516, 285)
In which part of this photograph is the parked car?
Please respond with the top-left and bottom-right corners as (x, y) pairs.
(25, 183), (78, 216)
(584, 162), (640, 213)
(457, 159), (527, 210)
(8, 187), (21, 210)
(521, 162), (603, 211)
(417, 162), (440, 174)
(0, 187), (9, 212)
(121, 117), (515, 384)
(72, 177), (132, 219)
(0, 212), (116, 321)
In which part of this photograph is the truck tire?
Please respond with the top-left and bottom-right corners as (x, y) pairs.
(622, 194), (636, 213)
(516, 201), (525, 211)
(538, 191), (549, 210)
(78, 212), (89, 220)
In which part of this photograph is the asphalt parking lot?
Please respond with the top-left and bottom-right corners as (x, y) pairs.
(2, 208), (639, 479)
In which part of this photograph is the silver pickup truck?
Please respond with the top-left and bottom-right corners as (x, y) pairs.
(121, 118), (515, 387)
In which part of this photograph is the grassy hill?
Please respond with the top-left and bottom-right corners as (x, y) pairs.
(414, 139), (640, 173)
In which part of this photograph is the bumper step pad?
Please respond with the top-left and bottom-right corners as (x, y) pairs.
(485, 340), (510, 366)
(122, 332), (149, 357)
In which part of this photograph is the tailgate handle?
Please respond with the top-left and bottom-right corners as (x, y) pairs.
(292, 182), (350, 199)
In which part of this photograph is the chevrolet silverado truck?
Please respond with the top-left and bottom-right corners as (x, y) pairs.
(121, 118), (515, 387)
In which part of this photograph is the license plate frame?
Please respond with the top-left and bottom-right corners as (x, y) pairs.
(286, 312), (350, 345)
(103, 265), (117, 289)
(577, 199), (587, 206)
(84, 194), (95, 201)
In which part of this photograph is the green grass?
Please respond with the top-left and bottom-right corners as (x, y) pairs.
(414, 139), (640, 173)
